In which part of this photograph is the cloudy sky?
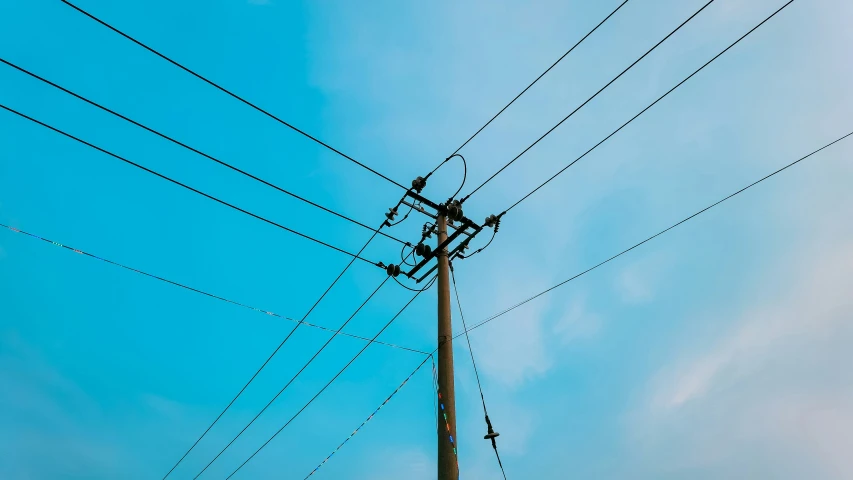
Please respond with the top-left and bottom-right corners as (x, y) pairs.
(1, 0), (852, 478)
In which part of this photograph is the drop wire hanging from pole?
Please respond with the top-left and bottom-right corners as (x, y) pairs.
(450, 266), (507, 480)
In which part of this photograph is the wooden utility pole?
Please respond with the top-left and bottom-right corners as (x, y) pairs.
(394, 188), (487, 479)
(436, 213), (458, 480)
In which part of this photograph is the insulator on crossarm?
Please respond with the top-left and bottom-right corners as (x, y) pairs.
(385, 263), (401, 277)
(415, 243), (430, 257)
(445, 200), (464, 222)
(385, 207), (398, 221)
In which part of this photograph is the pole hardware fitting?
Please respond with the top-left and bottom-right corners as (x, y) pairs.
(383, 207), (399, 227)
(444, 199), (464, 222)
(484, 213), (503, 232)
(385, 263), (401, 277)
(483, 414), (500, 441)
(411, 176), (427, 193)
(414, 243), (433, 258)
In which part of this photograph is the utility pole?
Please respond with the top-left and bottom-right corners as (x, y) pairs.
(383, 180), (495, 480)
(436, 213), (458, 480)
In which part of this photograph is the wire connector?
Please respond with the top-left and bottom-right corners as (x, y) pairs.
(483, 414), (500, 441)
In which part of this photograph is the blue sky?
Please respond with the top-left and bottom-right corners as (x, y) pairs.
(1, 0), (852, 478)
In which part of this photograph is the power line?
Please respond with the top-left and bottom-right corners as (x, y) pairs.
(191, 277), (391, 479)
(304, 353), (432, 479)
(61, 0), (409, 192)
(503, 0), (796, 214)
(0, 58), (409, 246)
(224, 283), (433, 479)
(0, 222), (427, 355)
(160, 216), (395, 479)
(462, 0), (716, 203)
(456, 129), (853, 340)
(450, 267), (506, 480)
(0, 103), (384, 268)
(450, 0), (632, 157)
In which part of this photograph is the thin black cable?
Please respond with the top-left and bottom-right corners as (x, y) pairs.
(224, 286), (432, 479)
(459, 228), (497, 260)
(393, 273), (438, 292)
(160, 210), (396, 479)
(0, 104), (383, 268)
(0, 58), (408, 247)
(504, 0), (796, 213)
(448, 154), (467, 200)
(450, 267), (507, 480)
(455, 129), (853, 339)
(191, 276), (391, 478)
(61, 0), (408, 192)
(425, 154), (467, 200)
(401, 242), (417, 267)
(462, 0), (716, 203)
(387, 201), (416, 227)
(450, 0), (632, 157)
(449, 268), (487, 413)
(0, 222), (427, 356)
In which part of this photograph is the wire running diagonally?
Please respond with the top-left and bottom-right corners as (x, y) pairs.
(0, 58), (408, 246)
(503, 0), (797, 214)
(449, 0), (632, 157)
(450, 267), (507, 480)
(191, 277), (392, 479)
(462, 0), (717, 203)
(61, 0), (409, 192)
(224, 283), (434, 479)
(0, 104), (384, 268)
(0, 222), (426, 355)
(161, 212), (398, 479)
(456, 129), (853, 339)
(303, 353), (432, 479)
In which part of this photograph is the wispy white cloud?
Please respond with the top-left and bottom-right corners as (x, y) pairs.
(614, 253), (671, 305)
(633, 230), (853, 477)
(553, 293), (602, 344)
(0, 332), (133, 478)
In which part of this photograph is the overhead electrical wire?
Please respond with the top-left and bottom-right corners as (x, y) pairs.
(61, 0), (409, 192)
(502, 0), (797, 214)
(450, 268), (507, 480)
(191, 277), (392, 479)
(0, 58), (408, 246)
(0, 222), (427, 356)
(421, 0), (630, 201)
(0, 104), (384, 269)
(224, 285), (433, 479)
(454, 130), (853, 340)
(462, 0), (717, 203)
(303, 353), (432, 479)
(449, 0), (632, 157)
(160, 211), (400, 479)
